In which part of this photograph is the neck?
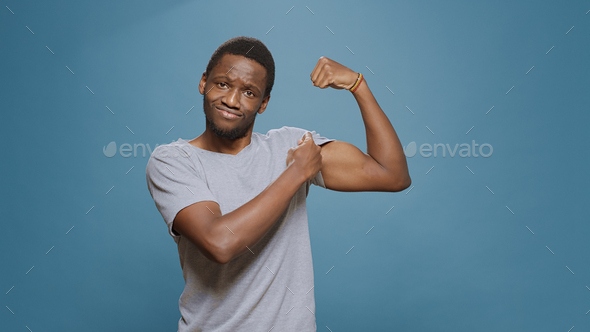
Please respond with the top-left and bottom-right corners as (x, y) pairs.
(191, 127), (254, 155)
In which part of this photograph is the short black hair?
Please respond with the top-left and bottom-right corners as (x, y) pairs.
(205, 36), (275, 98)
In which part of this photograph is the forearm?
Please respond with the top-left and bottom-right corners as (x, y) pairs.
(352, 79), (410, 185)
(214, 164), (306, 263)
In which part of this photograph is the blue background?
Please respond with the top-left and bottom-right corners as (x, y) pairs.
(2, 0), (589, 331)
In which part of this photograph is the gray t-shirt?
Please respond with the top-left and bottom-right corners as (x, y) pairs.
(145, 126), (334, 332)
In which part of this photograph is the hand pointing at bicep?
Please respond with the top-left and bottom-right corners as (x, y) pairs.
(286, 132), (322, 182)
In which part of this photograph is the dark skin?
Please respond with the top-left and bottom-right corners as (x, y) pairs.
(173, 54), (410, 264)
(191, 54), (270, 154)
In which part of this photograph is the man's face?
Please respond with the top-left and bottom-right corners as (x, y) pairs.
(200, 54), (270, 140)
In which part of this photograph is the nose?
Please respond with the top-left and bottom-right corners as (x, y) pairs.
(222, 87), (240, 109)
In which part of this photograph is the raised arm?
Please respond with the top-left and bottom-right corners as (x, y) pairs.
(309, 57), (411, 192)
(173, 132), (321, 264)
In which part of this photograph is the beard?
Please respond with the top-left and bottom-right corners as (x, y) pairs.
(203, 99), (257, 140)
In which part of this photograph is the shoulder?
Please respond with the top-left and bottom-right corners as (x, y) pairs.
(264, 126), (310, 140)
(151, 140), (194, 159)
(266, 126), (335, 148)
(254, 126), (294, 142)
(146, 139), (196, 172)
(265, 125), (301, 135)
(259, 126), (320, 149)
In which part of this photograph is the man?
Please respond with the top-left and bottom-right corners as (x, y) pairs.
(146, 36), (410, 331)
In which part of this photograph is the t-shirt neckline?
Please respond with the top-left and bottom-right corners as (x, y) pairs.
(178, 133), (258, 159)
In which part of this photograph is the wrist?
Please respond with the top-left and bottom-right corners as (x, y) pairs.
(351, 77), (371, 101)
(345, 71), (359, 90)
(349, 73), (364, 93)
(285, 161), (310, 186)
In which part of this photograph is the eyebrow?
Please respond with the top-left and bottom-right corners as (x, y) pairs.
(211, 75), (262, 94)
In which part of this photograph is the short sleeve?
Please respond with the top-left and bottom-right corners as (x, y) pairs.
(281, 126), (335, 189)
(310, 170), (327, 188)
(284, 126), (334, 148)
(145, 144), (218, 241)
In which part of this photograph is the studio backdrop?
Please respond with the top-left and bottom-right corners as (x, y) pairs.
(1, 0), (589, 331)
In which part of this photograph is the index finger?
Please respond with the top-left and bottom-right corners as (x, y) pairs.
(310, 57), (325, 83)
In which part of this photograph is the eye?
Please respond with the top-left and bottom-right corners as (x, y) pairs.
(245, 90), (254, 97)
(217, 82), (228, 88)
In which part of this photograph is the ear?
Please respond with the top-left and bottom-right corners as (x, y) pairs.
(257, 94), (271, 115)
(198, 72), (207, 95)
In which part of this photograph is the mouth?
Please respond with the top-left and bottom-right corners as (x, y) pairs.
(216, 106), (242, 120)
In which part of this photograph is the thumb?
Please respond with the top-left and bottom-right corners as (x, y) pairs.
(286, 147), (295, 166)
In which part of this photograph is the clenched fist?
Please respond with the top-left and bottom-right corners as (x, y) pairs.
(310, 56), (358, 90)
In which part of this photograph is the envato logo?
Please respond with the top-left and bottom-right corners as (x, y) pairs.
(103, 141), (193, 158)
(403, 140), (493, 158)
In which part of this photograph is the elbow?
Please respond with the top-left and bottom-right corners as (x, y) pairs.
(213, 254), (230, 265)
(195, 234), (232, 265)
(204, 246), (230, 265)
(210, 236), (235, 265)
(197, 243), (229, 265)
(389, 175), (412, 192)
(205, 244), (228, 265)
